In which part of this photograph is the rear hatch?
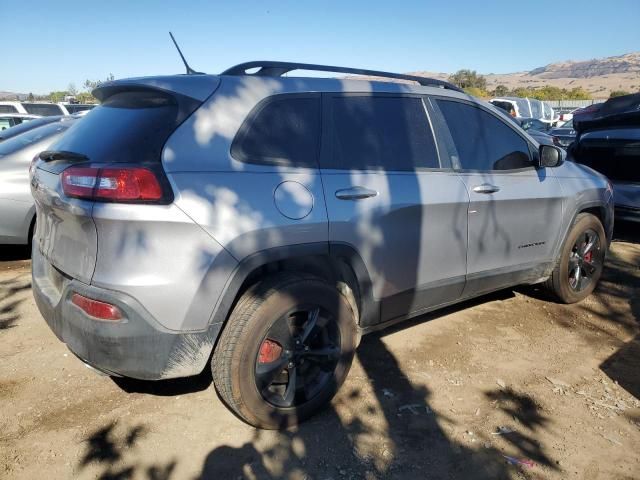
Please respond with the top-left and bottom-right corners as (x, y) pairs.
(31, 75), (220, 283)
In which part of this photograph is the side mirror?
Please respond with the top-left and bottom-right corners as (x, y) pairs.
(538, 145), (562, 168)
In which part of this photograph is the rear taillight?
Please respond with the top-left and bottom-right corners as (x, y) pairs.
(62, 166), (163, 202)
(71, 293), (123, 321)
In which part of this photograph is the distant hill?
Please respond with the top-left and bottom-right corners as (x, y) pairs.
(0, 91), (27, 101)
(409, 52), (640, 99)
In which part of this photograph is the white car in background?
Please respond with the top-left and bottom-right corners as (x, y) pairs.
(490, 97), (558, 125)
(0, 101), (70, 116)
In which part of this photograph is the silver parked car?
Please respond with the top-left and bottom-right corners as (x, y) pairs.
(31, 62), (614, 428)
(0, 119), (76, 245)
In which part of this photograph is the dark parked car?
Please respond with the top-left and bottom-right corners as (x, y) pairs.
(549, 118), (577, 148)
(570, 93), (640, 222)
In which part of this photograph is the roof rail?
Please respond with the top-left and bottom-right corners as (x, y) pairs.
(221, 61), (463, 92)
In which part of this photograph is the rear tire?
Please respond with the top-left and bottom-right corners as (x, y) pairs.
(212, 273), (357, 429)
(544, 213), (606, 303)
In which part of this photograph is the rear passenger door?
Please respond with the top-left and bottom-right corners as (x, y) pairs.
(320, 93), (469, 326)
(430, 98), (564, 297)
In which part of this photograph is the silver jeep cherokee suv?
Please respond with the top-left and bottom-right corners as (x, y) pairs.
(31, 62), (614, 428)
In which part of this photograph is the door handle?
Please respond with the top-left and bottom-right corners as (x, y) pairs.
(472, 183), (500, 194)
(335, 187), (379, 200)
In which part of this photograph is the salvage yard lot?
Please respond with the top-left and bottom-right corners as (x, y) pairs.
(1, 225), (639, 479)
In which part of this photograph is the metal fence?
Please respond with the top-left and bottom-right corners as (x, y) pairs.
(546, 100), (601, 109)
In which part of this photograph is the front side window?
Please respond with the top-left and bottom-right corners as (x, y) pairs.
(231, 95), (321, 168)
(436, 99), (531, 171)
(326, 96), (439, 171)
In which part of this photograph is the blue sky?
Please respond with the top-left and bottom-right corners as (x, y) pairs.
(3, 0), (639, 93)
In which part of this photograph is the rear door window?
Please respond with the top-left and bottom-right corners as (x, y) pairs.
(325, 95), (439, 170)
(436, 99), (532, 171)
(231, 95), (321, 168)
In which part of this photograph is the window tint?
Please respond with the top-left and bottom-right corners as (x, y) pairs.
(22, 103), (65, 116)
(0, 119), (11, 130)
(0, 105), (19, 113)
(327, 96), (438, 170)
(437, 100), (531, 171)
(232, 96), (320, 168)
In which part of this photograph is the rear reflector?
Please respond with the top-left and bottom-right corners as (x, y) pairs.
(62, 166), (163, 202)
(71, 293), (123, 321)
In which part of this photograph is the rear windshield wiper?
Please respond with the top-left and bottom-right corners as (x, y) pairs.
(39, 150), (89, 163)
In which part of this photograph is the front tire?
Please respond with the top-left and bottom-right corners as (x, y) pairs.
(545, 213), (606, 303)
(212, 273), (357, 429)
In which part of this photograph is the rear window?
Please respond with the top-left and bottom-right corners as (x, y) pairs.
(0, 122), (70, 156)
(231, 95), (321, 168)
(0, 105), (19, 114)
(326, 96), (439, 170)
(22, 103), (65, 116)
(49, 91), (180, 164)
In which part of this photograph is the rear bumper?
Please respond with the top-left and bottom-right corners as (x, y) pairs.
(32, 247), (221, 380)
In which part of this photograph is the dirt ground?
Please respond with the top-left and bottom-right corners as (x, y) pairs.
(1, 225), (639, 480)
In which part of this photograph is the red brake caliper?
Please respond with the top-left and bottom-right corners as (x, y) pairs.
(258, 339), (283, 364)
(584, 251), (593, 263)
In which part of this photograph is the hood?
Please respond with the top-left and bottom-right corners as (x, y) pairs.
(575, 93), (640, 134)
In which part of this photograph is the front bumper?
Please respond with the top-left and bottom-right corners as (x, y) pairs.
(32, 247), (222, 380)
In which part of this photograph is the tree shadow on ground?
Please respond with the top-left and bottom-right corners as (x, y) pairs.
(83, 329), (558, 479)
(0, 276), (31, 330)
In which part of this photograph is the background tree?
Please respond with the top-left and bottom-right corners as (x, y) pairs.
(493, 84), (509, 97)
(67, 83), (78, 96)
(27, 93), (34, 101)
(609, 90), (630, 98)
(448, 69), (487, 90)
(463, 86), (489, 98)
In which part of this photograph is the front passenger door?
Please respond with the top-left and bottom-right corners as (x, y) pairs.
(430, 98), (564, 297)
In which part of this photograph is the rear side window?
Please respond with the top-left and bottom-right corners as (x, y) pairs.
(326, 96), (439, 170)
(22, 103), (64, 116)
(50, 91), (180, 164)
(231, 95), (320, 168)
(0, 105), (19, 113)
(436, 100), (531, 171)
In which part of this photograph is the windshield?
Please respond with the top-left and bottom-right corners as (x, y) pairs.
(22, 103), (65, 116)
(561, 119), (574, 129)
(0, 122), (70, 156)
(529, 99), (543, 119)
